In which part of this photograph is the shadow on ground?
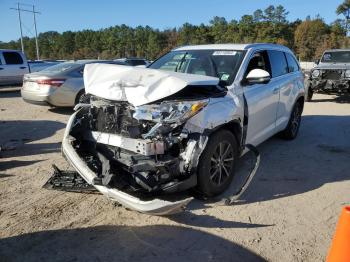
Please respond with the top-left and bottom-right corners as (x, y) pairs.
(0, 225), (266, 262)
(0, 120), (65, 159)
(169, 211), (273, 228)
(0, 88), (21, 98)
(310, 93), (350, 103)
(48, 107), (74, 115)
(0, 159), (43, 172)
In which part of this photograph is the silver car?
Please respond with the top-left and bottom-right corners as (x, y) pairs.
(21, 60), (127, 107)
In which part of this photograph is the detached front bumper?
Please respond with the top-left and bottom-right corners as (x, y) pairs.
(62, 112), (193, 215)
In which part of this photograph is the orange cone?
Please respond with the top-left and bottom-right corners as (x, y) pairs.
(327, 206), (350, 262)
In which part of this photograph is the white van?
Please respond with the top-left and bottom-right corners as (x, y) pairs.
(0, 49), (29, 85)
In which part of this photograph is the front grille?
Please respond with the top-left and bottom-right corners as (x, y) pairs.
(322, 70), (343, 80)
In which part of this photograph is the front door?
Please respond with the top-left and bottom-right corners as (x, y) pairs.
(243, 50), (280, 146)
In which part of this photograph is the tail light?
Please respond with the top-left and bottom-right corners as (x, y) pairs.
(36, 79), (66, 87)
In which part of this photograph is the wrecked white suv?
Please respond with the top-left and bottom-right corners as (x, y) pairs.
(61, 44), (305, 215)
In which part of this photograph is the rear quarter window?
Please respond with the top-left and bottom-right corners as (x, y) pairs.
(285, 53), (300, 73)
(129, 60), (146, 66)
(3, 52), (23, 65)
(267, 50), (288, 78)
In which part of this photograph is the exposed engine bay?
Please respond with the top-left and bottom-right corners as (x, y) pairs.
(68, 94), (214, 198)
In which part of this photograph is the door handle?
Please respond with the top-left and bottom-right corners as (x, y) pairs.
(20, 66), (27, 69)
(273, 87), (279, 94)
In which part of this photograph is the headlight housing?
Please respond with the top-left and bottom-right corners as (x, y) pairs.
(345, 70), (350, 78)
(312, 69), (320, 78)
(133, 100), (209, 124)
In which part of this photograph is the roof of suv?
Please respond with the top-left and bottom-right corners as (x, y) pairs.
(173, 43), (292, 52)
(323, 49), (350, 52)
(0, 49), (24, 52)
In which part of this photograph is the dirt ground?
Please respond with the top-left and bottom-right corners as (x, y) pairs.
(0, 88), (349, 262)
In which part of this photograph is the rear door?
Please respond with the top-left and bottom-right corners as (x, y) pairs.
(268, 50), (298, 131)
(244, 50), (280, 146)
(0, 51), (28, 84)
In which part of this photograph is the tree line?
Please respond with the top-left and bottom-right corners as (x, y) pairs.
(0, 4), (349, 61)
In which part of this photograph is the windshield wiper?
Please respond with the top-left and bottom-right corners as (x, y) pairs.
(208, 56), (219, 78)
(175, 52), (187, 72)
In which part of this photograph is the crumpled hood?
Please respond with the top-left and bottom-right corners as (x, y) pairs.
(315, 63), (350, 70)
(84, 63), (220, 106)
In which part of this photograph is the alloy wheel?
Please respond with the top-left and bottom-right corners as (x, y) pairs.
(209, 141), (234, 186)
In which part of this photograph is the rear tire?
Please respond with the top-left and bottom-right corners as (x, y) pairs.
(197, 130), (239, 197)
(281, 100), (303, 140)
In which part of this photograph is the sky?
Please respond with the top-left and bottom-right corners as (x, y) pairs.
(0, 0), (345, 42)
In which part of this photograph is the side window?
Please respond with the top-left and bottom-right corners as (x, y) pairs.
(245, 50), (271, 76)
(130, 60), (146, 66)
(3, 52), (23, 65)
(267, 50), (288, 78)
(285, 52), (300, 73)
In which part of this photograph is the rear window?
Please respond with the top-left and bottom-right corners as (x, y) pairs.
(3, 52), (23, 65)
(41, 62), (78, 73)
(268, 50), (288, 78)
(285, 53), (299, 73)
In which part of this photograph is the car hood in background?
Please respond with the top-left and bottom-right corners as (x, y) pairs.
(315, 63), (350, 70)
(84, 63), (220, 106)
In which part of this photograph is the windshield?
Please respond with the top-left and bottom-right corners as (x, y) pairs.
(149, 50), (245, 85)
(321, 51), (350, 63)
(40, 62), (79, 73)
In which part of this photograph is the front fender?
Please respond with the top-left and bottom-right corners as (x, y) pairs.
(183, 95), (243, 134)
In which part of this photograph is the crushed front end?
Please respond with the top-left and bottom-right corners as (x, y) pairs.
(309, 68), (350, 93)
(62, 96), (211, 215)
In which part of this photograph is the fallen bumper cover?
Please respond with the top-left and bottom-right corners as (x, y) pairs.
(62, 112), (193, 215)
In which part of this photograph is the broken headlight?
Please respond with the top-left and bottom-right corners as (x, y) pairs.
(345, 70), (350, 78)
(134, 100), (208, 124)
(312, 69), (320, 78)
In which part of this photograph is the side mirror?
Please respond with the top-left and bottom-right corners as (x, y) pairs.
(314, 59), (320, 65)
(245, 69), (271, 85)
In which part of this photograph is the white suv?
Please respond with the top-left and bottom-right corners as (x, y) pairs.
(61, 43), (305, 214)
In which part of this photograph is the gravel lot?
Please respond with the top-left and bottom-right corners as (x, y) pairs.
(0, 88), (349, 262)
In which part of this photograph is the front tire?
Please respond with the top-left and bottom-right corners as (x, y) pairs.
(281, 100), (303, 140)
(306, 82), (313, 102)
(197, 130), (238, 197)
